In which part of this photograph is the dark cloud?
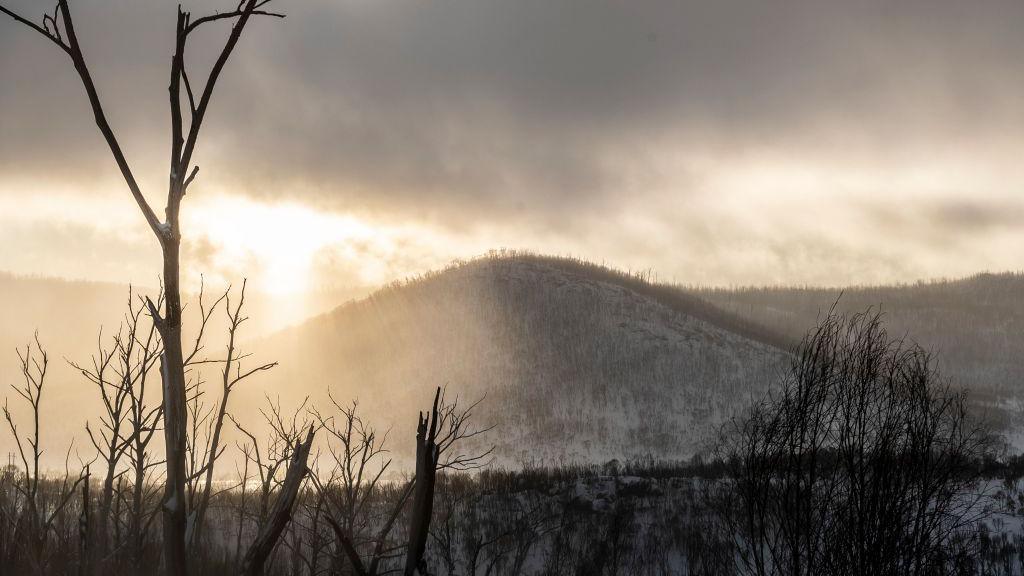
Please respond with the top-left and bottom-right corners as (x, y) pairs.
(207, 0), (1024, 217)
(1, 0), (1023, 285)
(4, 1), (1024, 201)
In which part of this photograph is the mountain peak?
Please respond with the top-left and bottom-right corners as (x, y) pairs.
(255, 251), (789, 464)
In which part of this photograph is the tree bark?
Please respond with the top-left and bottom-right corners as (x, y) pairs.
(79, 469), (91, 576)
(159, 239), (189, 576)
(96, 457), (115, 564)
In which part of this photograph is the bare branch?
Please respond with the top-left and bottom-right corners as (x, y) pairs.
(0, 3), (71, 53)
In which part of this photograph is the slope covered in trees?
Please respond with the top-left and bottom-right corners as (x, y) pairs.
(253, 252), (790, 464)
(3, 257), (1022, 465)
(694, 273), (1024, 437)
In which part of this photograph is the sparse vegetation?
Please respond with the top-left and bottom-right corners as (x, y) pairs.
(3, 455), (1024, 575)
(695, 273), (1024, 430)
(258, 251), (790, 466)
(0, 271), (1020, 575)
(716, 308), (996, 576)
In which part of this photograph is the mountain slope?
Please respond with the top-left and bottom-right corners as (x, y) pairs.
(254, 253), (789, 464)
(694, 273), (1024, 434)
(3, 258), (1020, 468)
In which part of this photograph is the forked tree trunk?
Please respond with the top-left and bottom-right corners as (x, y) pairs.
(404, 388), (441, 576)
(238, 426), (316, 576)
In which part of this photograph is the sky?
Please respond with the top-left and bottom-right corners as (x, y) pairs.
(1, 0), (1023, 295)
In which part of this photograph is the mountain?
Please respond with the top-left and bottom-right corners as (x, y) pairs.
(693, 273), (1024, 439)
(252, 253), (790, 465)
(4, 257), (1019, 469)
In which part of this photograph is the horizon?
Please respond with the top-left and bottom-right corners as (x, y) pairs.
(3, 249), (1023, 297)
(3, 251), (1021, 353)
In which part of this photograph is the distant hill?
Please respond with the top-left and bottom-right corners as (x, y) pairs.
(3, 257), (1020, 468)
(252, 252), (790, 464)
(693, 273), (1024, 439)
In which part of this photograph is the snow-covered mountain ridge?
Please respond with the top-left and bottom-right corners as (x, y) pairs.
(254, 253), (790, 463)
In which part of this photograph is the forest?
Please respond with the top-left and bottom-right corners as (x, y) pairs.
(3, 296), (1024, 575)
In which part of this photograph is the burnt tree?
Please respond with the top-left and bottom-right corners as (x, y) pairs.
(720, 308), (994, 576)
(0, 1), (285, 572)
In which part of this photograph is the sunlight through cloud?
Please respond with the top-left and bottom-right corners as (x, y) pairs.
(186, 194), (402, 294)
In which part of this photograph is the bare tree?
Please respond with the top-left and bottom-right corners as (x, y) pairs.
(73, 328), (121, 566)
(78, 467), (91, 576)
(72, 320), (129, 564)
(3, 335), (88, 575)
(232, 397), (317, 575)
(190, 279), (277, 550)
(120, 295), (166, 569)
(405, 387), (494, 576)
(285, 486), (331, 576)
(5, 335), (49, 519)
(719, 308), (995, 576)
(0, 1), (284, 571)
(180, 280), (231, 543)
(69, 267), (277, 571)
(310, 395), (412, 576)
(309, 387), (492, 576)
(68, 288), (167, 570)
(239, 425), (316, 576)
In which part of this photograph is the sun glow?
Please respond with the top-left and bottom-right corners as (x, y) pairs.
(0, 178), (481, 298)
(187, 194), (390, 295)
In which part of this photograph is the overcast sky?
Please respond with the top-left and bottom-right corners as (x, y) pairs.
(1, 0), (1022, 293)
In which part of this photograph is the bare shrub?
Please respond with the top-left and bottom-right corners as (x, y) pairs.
(719, 308), (995, 576)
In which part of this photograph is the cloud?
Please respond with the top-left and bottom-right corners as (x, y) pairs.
(1, 0), (1023, 287)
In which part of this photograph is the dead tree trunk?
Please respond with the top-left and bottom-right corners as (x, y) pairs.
(404, 388), (441, 576)
(239, 426), (316, 576)
(79, 469), (91, 576)
(158, 271), (189, 574)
